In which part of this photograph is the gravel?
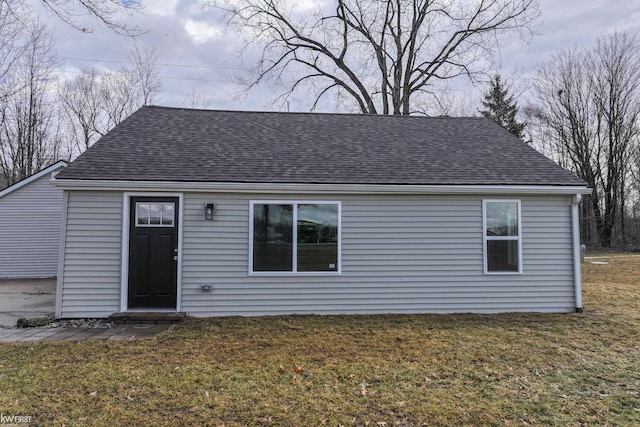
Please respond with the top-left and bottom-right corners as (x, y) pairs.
(34, 318), (113, 329)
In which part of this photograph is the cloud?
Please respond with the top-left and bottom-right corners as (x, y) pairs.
(182, 19), (224, 44)
(144, 0), (179, 17)
(289, 0), (322, 13)
(33, 0), (640, 113)
(497, 0), (640, 73)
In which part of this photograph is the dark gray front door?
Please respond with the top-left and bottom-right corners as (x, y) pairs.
(128, 197), (178, 309)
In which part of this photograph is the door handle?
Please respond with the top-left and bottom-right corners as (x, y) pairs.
(173, 255), (178, 261)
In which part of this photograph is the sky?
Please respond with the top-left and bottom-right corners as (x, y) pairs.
(37, 0), (640, 114)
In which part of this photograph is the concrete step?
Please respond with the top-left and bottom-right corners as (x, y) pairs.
(108, 312), (187, 324)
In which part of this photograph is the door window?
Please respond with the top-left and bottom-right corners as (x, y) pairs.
(136, 202), (175, 227)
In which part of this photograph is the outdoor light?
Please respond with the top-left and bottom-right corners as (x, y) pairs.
(204, 203), (215, 220)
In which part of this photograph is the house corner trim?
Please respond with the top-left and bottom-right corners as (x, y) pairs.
(55, 190), (69, 319)
(572, 194), (583, 311)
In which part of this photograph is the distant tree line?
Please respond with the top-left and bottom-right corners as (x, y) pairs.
(0, 6), (161, 188)
(469, 33), (640, 250)
(526, 32), (640, 249)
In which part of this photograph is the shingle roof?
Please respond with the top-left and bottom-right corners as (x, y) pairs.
(57, 105), (586, 186)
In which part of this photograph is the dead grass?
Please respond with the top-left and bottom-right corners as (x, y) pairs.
(1, 258), (639, 426)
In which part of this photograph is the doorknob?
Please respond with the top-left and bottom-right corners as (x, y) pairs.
(173, 255), (178, 261)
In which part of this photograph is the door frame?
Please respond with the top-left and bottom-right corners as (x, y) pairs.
(120, 192), (184, 312)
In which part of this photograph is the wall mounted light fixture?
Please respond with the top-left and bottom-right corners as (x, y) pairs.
(205, 203), (215, 220)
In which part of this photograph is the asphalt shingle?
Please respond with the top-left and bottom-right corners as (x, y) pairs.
(56, 105), (586, 186)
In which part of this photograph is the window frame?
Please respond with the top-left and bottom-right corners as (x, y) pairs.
(134, 202), (175, 228)
(482, 199), (522, 275)
(249, 200), (342, 276)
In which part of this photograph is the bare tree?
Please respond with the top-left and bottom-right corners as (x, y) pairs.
(99, 68), (140, 133)
(6, 0), (143, 35)
(128, 45), (162, 106)
(0, 22), (62, 185)
(425, 86), (479, 117)
(526, 48), (597, 243)
(527, 33), (640, 247)
(0, 2), (30, 98)
(213, 0), (540, 114)
(99, 46), (162, 133)
(183, 87), (213, 109)
(58, 67), (102, 153)
(58, 45), (162, 156)
(590, 34), (640, 245)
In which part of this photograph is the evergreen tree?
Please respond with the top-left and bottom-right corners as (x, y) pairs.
(480, 74), (527, 139)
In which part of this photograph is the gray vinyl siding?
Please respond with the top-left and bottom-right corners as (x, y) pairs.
(57, 191), (576, 318)
(0, 173), (63, 278)
(181, 193), (576, 316)
(58, 191), (122, 318)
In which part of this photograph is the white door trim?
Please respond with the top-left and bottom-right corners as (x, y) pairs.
(120, 192), (184, 312)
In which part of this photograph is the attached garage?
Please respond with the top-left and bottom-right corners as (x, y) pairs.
(0, 161), (67, 278)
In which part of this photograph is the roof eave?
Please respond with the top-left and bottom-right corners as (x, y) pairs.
(51, 179), (592, 195)
(0, 161), (68, 199)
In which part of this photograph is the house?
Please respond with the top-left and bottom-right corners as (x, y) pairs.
(52, 106), (591, 319)
(0, 161), (67, 278)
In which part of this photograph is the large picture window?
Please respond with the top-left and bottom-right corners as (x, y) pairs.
(483, 200), (522, 274)
(250, 201), (340, 274)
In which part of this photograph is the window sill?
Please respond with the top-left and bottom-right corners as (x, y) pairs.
(249, 271), (342, 277)
(484, 271), (523, 275)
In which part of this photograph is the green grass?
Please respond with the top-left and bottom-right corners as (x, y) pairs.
(1, 258), (639, 426)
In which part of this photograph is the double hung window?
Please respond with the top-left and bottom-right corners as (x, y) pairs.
(483, 200), (521, 274)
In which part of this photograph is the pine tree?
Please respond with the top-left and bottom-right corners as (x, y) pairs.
(480, 74), (527, 139)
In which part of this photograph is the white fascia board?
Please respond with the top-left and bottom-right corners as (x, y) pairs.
(0, 160), (68, 199)
(51, 179), (592, 195)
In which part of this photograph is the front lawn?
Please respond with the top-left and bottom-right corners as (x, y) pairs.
(1, 258), (639, 426)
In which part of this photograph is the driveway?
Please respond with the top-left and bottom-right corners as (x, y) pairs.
(0, 279), (56, 328)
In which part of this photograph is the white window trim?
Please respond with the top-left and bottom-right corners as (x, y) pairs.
(482, 199), (523, 275)
(121, 192), (184, 312)
(248, 200), (342, 276)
